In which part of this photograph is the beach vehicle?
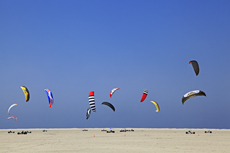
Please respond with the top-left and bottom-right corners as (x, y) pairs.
(120, 129), (126, 132)
(120, 129), (134, 132)
(101, 129), (107, 132)
(107, 130), (115, 133)
(186, 130), (195, 134)
(82, 129), (88, 131)
(22, 131), (27, 134)
(204, 130), (212, 133)
(17, 131), (28, 135)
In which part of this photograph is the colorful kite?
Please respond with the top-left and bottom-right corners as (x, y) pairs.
(44, 89), (54, 107)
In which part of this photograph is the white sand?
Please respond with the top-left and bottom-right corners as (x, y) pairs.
(0, 128), (229, 153)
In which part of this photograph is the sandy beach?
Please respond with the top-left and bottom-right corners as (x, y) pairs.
(0, 128), (229, 153)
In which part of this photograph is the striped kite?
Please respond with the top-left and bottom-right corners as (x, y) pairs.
(89, 91), (96, 112)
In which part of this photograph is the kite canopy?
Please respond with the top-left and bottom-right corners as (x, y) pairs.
(140, 89), (148, 102)
(189, 60), (199, 76)
(20, 86), (30, 102)
(7, 116), (17, 121)
(150, 101), (160, 112)
(102, 102), (115, 112)
(8, 103), (17, 115)
(44, 89), (54, 107)
(86, 108), (91, 120)
(89, 91), (96, 112)
(110, 88), (120, 97)
(182, 90), (206, 104)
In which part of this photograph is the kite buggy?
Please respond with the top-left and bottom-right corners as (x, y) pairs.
(186, 130), (195, 134)
(204, 130), (212, 133)
(17, 130), (31, 135)
(120, 129), (134, 132)
(107, 130), (115, 133)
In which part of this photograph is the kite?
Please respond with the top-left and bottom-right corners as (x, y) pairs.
(44, 89), (54, 107)
(89, 91), (96, 112)
(7, 116), (17, 121)
(189, 60), (199, 76)
(182, 90), (206, 104)
(110, 88), (120, 97)
(20, 86), (30, 102)
(150, 101), (160, 112)
(102, 102), (115, 112)
(86, 108), (91, 120)
(8, 103), (17, 115)
(140, 89), (148, 102)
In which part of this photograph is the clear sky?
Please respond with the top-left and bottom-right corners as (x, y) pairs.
(1, 0), (230, 129)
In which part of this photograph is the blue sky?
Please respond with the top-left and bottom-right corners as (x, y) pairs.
(0, 0), (230, 129)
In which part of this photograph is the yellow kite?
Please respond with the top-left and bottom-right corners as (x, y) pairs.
(150, 100), (160, 112)
(20, 86), (30, 102)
